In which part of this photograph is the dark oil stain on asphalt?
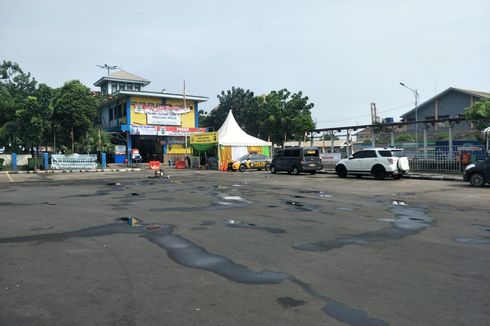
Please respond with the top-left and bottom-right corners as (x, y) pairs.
(224, 219), (286, 234)
(276, 297), (306, 308)
(0, 202), (36, 207)
(285, 200), (318, 212)
(0, 218), (388, 326)
(150, 191), (253, 212)
(200, 221), (216, 226)
(293, 203), (433, 252)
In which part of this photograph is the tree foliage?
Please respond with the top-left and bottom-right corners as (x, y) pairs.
(203, 87), (258, 131)
(464, 99), (490, 130)
(53, 80), (98, 149)
(202, 87), (315, 146)
(0, 61), (106, 154)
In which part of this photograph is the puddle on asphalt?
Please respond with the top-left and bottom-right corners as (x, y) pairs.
(453, 224), (490, 245)
(0, 218), (388, 326)
(298, 190), (332, 198)
(453, 237), (490, 244)
(224, 219), (286, 234)
(294, 203), (433, 252)
(473, 224), (490, 232)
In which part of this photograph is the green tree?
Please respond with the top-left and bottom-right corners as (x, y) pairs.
(205, 87), (258, 131)
(395, 133), (415, 143)
(53, 80), (97, 152)
(256, 89), (315, 146)
(464, 99), (490, 130)
(0, 61), (56, 153)
(76, 127), (114, 154)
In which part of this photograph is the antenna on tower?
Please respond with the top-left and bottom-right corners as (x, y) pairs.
(97, 64), (119, 75)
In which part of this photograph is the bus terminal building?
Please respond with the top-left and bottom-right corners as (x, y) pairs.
(94, 70), (208, 164)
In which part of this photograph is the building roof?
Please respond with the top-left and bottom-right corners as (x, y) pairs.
(109, 90), (209, 103)
(400, 87), (490, 119)
(93, 70), (150, 87)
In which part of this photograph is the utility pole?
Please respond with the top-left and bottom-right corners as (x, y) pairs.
(370, 102), (377, 148)
(71, 128), (74, 153)
(183, 79), (188, 166)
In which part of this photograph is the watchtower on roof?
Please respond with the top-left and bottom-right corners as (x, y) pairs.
(93, 70), (150, 95)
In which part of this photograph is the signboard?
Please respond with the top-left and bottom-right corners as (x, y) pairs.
(147, 112), (181, 125)
(190, 132), (218, 144)
(130, 125), (206, 136)
(320, 152), (341, 162)
(114, 145), (126, 155)
(51, 154), (98, 170)
(132, 104), (190, 115)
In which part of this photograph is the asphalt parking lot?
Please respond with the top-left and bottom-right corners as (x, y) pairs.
(1, 170), (489, 326)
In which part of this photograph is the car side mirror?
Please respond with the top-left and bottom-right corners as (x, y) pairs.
(348, 156), (353, 160)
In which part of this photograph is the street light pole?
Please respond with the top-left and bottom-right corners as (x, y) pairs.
(399, 82), (419, 155)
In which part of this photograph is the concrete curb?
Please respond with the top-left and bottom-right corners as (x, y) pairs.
(318, 169), (463, 182)
(0, 168), (142, 174)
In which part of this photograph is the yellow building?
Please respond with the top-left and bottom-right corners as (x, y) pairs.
(94, 70), (208, 163)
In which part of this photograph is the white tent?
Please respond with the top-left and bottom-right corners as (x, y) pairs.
(217, 111), (272, 167)
(218, 110), (271, 146)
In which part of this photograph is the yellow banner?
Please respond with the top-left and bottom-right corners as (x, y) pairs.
(190, 132), (218, 144)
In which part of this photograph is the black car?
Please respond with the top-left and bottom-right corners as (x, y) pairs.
(270, 147), (321, 175)
(463, 158), (490, 187)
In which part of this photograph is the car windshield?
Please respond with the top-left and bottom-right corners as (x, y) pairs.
(238, 154), (250, 161)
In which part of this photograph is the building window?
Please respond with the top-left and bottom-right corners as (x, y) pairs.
(439, 115), (449, 120)
(134, 84), (140, 91)
(112, 82), (118, 92)
(126, 83), (133, 91)
(119, 82), (126, 90)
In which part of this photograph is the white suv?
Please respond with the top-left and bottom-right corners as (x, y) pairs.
(335, 148), (410, 180)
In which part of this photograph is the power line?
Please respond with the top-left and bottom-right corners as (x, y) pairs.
(316, 102), (413, 125)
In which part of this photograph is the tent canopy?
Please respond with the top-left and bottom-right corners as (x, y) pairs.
(218, 110), (271, 146)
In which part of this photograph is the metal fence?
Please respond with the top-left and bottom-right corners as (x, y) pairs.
(340, 143), (486, 174)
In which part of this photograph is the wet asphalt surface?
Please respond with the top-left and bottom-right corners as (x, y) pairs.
(0, 170), (489, 325)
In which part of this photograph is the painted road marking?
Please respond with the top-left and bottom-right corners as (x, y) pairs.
(5, 172), (14, 182)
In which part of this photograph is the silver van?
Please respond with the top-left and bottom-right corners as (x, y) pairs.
(270, 147), (321, 175)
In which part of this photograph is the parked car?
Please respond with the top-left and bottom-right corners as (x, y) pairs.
(463, 158), (490, 187)
(270, 147), (321, 175)
(335, 148), (410, 180)
(231, 153), (272, 172)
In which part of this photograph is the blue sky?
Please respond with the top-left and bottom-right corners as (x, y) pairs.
(1, 0), (489, 128)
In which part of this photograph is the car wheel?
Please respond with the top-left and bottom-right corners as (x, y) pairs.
(372, 165), (386, 180)
(266, 163), (271, 171)
(393, 174), (401, 180)
(292, 167), (299, 175)
(239, 165), (246, 172)
(335, 165), (347, 178)
(270, 165), (276, 174)
(470, 172), (485, 187)
(310, 171), (316, 175)
(356, 174), (362, 178)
